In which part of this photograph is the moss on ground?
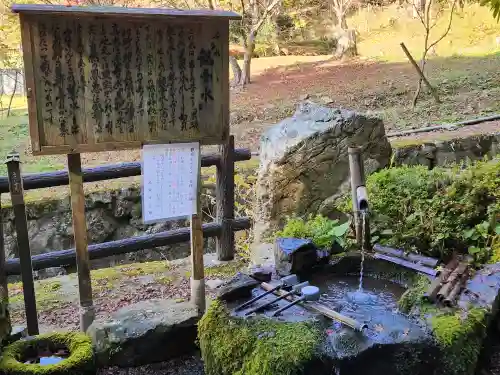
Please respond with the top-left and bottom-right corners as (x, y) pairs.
(198, 300), (323, 375)
(397, 276), (488, 375)
(0, 332), (95, 375)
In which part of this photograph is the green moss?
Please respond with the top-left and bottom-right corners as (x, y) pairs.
(431, 308), (487, 375)
(0, 332), (95, 375)
(397, 275), (430, 313)
(198, 300), (323, 375)
(397, 274), (488, 375)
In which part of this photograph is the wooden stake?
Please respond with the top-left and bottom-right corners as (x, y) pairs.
(5, 152), (38, 335)
(216, 135), (235, 261)
(190, 214), (206, 314)
(400, 42), (441, 104)
(67, 153), (94, 331)
(190, 147), (206, 315)
(0, 200), (10, 326)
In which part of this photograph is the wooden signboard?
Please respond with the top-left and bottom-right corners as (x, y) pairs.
(12, 5), (240, 155)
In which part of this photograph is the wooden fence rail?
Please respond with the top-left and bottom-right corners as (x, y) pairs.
(5, 217), (251, 276)
(0, 148), (251, 193)
(0, 138), (252, 333)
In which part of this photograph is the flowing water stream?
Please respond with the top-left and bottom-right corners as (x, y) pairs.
(358, 209), (368, 291)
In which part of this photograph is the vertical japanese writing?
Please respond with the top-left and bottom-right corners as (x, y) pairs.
(197, 48), (214, 109)
(177, 27), (188, 131)
(145, 25), (156, 133)
(122, 28), (135, 133)
(167, 25), (177, 128)
(187, 28), (198, 130)
(63, 25), (78, 135)
(135, 27), (144, 118)
(157, 28), (168, 130)
(112, 23), (125, 134)
(89, 24), (103, 133)
(211, 31), (221, 82)
(53, 24), (68, 136)
(76, 23), (85, 135)
(100, 24), (113, 135)
(38, 22), (53, 126)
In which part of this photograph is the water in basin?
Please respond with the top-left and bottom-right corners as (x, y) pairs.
(309, 273), (426, 345)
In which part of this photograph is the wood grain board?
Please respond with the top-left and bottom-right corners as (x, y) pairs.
(17, 10), (232, 155)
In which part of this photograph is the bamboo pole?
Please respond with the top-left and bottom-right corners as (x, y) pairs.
(373, 244), (439, 268)
(260, 282), (367, 331)
(373, 253), (437, 277)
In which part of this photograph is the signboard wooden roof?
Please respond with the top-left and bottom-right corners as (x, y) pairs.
(13, 4), (241, 155)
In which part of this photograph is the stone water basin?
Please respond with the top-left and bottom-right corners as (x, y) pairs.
(200, 253), (500, 375)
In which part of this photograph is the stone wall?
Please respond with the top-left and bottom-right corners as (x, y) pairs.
(392, 133), (500, 168)
(3, 186), (218, 279)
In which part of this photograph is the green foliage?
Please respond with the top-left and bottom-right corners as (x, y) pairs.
(481, 0), (500, 20)
(275, 215), (350, 248)
(0, 332), (95, 375)
(340, 159), (499, 260)
(198, 300), (322, 375)
(397, 275), (430, 313)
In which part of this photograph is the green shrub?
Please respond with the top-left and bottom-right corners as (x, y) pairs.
(338, 159), (500, 261)
(275, 214), (350, 248)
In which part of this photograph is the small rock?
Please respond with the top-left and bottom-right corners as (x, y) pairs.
(206, 279), (224, 290)
(247, 265), (273, 282)
(320, 96), (334, 104)
(217, 273), (260, 302)
(299, 94), (310, 101)
(87, 299), (199, 367)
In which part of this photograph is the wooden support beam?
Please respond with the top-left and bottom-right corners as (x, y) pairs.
(5, 152), (38, 335)
(67, 153), (94, 332)
(216, 135), (235, 261)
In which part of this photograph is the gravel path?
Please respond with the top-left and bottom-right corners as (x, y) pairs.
(97, 355), (205, 375)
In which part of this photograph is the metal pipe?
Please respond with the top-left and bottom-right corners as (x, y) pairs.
(271, 285), (320, 317)
(260, 282), (367, 331)
(234, 274), (299, 311)
(244, 282), (309, 316)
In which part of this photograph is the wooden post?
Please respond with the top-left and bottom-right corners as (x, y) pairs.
(216, 135), (235, 261)
(191, 150), (206, 314)
(67, 153), (94, 331)
(400, 42), (441, 104)
(0, 199), (11, 331)
(5, 152), (38, 335)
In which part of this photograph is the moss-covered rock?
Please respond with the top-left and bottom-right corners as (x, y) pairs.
(397, 270), (493, 375)
(198, 300), (329, 375)
(0, 295), (11, 346)
(0, 332), (95, 375)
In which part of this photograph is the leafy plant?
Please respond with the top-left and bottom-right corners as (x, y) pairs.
(276, 214), (350, 249)
(336, 159), (500, 262)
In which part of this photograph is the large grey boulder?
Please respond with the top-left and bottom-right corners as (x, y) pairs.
(253, 101), (391, 245)
(87, 299), (199, 367)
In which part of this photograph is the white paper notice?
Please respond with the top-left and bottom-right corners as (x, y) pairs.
(141, 143), (200, 223)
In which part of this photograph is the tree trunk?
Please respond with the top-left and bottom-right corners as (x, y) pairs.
(238, 32), (255, 86)
(7, 71), (18, 117)
(335, 29), (357, 59)
(229, 56), (242, 86)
